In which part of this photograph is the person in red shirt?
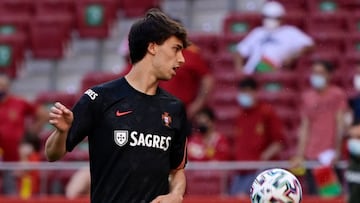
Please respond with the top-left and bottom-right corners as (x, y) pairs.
(159, 44), (214, 119)
(229, 77), (284, 196)
(16, 133), (41, 199)
(290, 60), (347, 195)
(0, 73), (47, 194)
(187, 107), (231, 161)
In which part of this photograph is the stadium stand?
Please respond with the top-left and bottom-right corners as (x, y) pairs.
(75, 0), (116, 39)
(1, 0), (359, 201)
(0, 33), (26, 78)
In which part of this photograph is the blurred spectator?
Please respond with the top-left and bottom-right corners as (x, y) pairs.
(233, 1), (313, 74)
(291, 60), (347, 195)
(345, 64), (360, 203)
(229, 77), (285, 196)
(160, 43), (214, 118)
(0, 73), (48, 194)
(65, 166), (91, 199)
(187, 107), (231, 161)
(349, 64), (360, 124)
(15, 133), (41, 199)
(346, 125), (360, 203)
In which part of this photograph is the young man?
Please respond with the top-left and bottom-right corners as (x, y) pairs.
(291, 60), (347, 194)
(45, 9), (189, 203)
(230, 77), (284, 196)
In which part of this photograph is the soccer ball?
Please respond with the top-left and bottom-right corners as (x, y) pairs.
(250, 168), (302, 203)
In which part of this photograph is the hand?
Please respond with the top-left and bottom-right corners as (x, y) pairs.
(150, 193), (183, 203)
(49, 102), (74, 133)
(187, 100), (203, 119)
(289, 156), (304, 169)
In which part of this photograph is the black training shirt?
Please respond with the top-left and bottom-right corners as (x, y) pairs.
(66, 77), (188, 203)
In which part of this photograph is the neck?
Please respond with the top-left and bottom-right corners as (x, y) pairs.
(125, 59), (158, 95)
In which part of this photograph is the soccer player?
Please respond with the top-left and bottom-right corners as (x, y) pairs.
(45, 9), (189, 203)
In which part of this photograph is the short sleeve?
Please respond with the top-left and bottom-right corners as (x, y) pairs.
(236, 28), (263, 57)
(287, 26), (314, 51)
(66, 89), (100, 152)
(170, 105), (189, 169)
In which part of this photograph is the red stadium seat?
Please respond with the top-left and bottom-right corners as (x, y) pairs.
(80, 71), (121, 93)
(346, 12), (360, 33)
(255, 71), (299, 91)
(186, 170), (227, 195)
(0, 33), (26, 78)
(305, 12), (346, 33)
(120, 0), (161, 17)
(275, 0), (307, 13)
(188, 33), (220, 64)
(218, 35), (244, 53)
(0, 14), (30, 46)
(257, 90), (299, 110)
(283, 11), (307, 30)
(308, 32), (345, 55)
(0, 0), (34, 15)
(35, 91), (78, 109)
(75, 0), (115, 39)
(306, 0), (345, 13)
(345, 34), (360, 55)
(34, 0), (76, 29)
(30, 15), (72, 59)
(223, 12), (261, 37)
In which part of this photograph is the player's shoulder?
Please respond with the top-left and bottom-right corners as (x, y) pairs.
(158, 88), (186, 109)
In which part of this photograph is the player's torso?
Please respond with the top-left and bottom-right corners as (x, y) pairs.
(88, 83), (182, 202)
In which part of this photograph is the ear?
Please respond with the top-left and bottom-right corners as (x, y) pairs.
(147, 42), (157, 55)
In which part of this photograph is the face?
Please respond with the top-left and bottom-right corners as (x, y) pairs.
(310, 63), (329, 90)
(236, 88), (257, 108)
(150, 36), (185, 80)
(195, 112), (213, 134)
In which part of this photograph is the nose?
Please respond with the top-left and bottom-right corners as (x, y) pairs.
(178, 51), (185, 65)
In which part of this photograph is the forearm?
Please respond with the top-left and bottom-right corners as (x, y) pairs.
(296, 118), (309, 157)
(261, 142), (282, 160)
(233, 52), (244, 72)
(45, 129), (68, 162)
(169, 169), (186, 197)
(193, 75), (213, 106)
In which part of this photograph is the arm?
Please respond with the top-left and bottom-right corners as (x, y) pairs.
(151, 169), (186, 203)
(290, 116), (309, 168)
(333, 109), (345, 163)
(28, 105), (49, 135)
(260, 142), (283, 161)
(45, 102), (73, 162)
(233, 52), (245, 73)
(187, 74), (214, 118)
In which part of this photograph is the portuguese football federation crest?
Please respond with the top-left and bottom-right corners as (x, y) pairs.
(114, 130), (128, 147)
(162, 112), (172, 127)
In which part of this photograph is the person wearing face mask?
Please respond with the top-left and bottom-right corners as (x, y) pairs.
(345, 124), (360, 203)
(0, 73), (48, 195)
(229, 77), (285, 196)
(187, 107), (230, 161)
(233, 1), (314, 74)
(290, 60), (347, 195)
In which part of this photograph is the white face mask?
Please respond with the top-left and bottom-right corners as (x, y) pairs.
(348, 138), (360, 156)
(236, 93), (254, 108)
(354, 74), (360, 91)
(310, 74), (327, 90)
(262, 18), (280, 30)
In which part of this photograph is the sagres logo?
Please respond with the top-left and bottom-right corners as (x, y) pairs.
(114, 130), (128, 147)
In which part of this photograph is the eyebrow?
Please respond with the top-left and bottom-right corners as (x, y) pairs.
(175, 44), (183, 50)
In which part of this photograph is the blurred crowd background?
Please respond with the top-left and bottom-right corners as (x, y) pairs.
(1, 0), (360, 202)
